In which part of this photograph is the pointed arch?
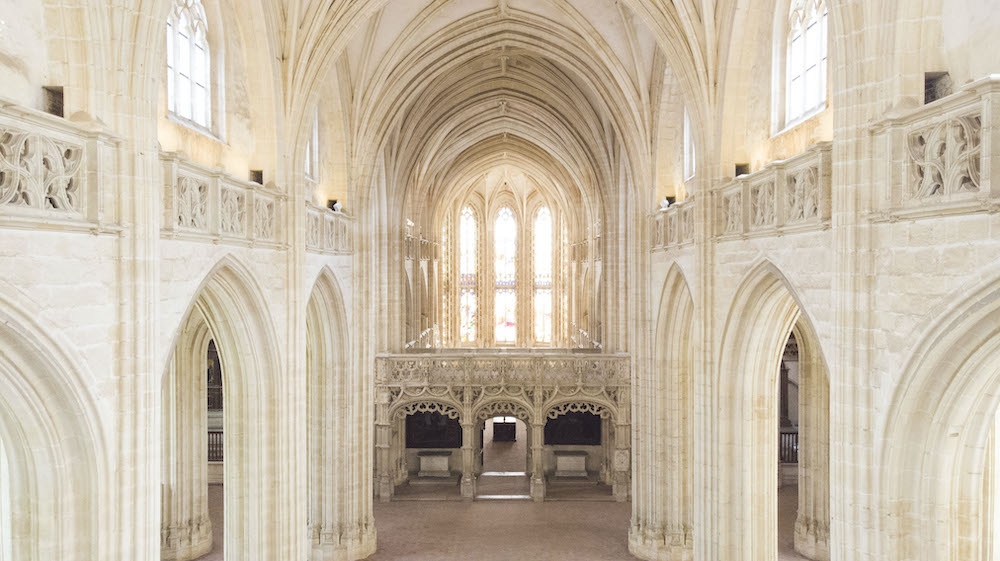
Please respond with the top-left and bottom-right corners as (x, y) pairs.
(881, 274), (1000, 561)
(305, 267), (375, 560)
(631, 263), (696, 558)
(715, 260), (830, 561)
(0, 286), (108, 561)
(159, 255), (283, 561)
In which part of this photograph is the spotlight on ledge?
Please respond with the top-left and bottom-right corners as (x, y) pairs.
(327, 199), (343, 213)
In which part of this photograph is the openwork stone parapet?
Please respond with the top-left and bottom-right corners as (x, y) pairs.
(161, 151), (287, 249)
(650, 197), (696, 251)
(376, 351), (630, 387)
(870, 75), (1000, 220)
(711, 141), (832, 241)
(306, 202), (353, 255)
(375, 351), (631, 426)
(0, 99), (122, 233)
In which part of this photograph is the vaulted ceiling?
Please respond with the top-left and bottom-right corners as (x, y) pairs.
(291, 0), (694, 232)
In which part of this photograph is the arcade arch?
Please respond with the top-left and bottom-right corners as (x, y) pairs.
(0, 290), (106, 561)
(715, 263), (831, 561)
(159, 259), (282, 561)
(882, 275), (1000, 561)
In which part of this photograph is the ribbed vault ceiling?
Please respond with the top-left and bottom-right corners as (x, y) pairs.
(318, 0), (666, 230)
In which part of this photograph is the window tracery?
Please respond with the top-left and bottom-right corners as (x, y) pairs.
(533, 206), (553, 343)
(784, 0), (828, 126)
(166, 0), (212, 129)
(494, 206), (517, 344)
(459, 206), (478, 343)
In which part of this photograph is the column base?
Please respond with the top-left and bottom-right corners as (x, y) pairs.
(377, 475), (393, 502)
(794, 516), (830, 561)
(310, 524), (378, 561)
(161, 517), (213, 561)
(460, 475), (476, 499)
(627, 526), (693, 561)
(530, 476), (545, 502)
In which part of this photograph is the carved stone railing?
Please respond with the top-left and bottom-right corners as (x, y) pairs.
(871, 75), (1000, 219)
(374, 350), (631, 502)
(161, 152), (286, 248)
(404, 235), (438, 261)
(712, 142), (832, 241)
(0, 98), (121, 232)
(376, 351), (629, 391)
(306, 203), (353, 255)
(650, 197), (695, 251)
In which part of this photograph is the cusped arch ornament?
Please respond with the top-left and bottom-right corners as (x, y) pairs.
(545, 400), (614, 420)
(391, 400), (461, 422)
(474, 400), (532, 423)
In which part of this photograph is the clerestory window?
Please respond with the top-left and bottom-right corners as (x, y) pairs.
(166, 0), (212, 130)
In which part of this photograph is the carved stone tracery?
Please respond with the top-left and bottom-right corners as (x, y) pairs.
(907, 113), (982, 199)
(0, 127), (84, 213)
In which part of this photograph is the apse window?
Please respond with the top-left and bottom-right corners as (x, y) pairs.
(166, 0), (212, 130)
(533, 206), (553, 343)
(784, 0), (828, 126)
(459, 206), (478, 343)
(683, 109), (696, 180)
(494, 206), (518, 344)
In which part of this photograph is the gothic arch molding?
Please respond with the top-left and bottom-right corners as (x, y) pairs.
(881, 274), (1000, 561)
(0, 285), (108, 561)
(159, 255), (284, 561)
(631, 263), (696, 559)
(715, 259), (831, 561)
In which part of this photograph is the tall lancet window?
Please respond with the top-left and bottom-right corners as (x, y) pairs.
(533, 206), (553, 343)
(786, 0), (828, 124)
(166, 0), (212, 129)
(459, 207), (478, 343)
(494, 206), (518, 344)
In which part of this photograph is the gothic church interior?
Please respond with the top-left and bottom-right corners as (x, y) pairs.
(0, 0), (999, 559)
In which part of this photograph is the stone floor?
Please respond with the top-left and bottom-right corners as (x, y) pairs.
(482, 418), (527, 473)
(367, 500), (636, 560)
(194, 484), (224, 561)
(197, 479), (810, 561)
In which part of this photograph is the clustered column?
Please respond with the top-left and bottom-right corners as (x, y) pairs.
(161, 322), (213, 561)
(794, 341), (831, 560)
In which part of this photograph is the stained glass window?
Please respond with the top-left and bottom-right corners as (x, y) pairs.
(167, 0), (211, 129)
(534, 207), (553, 343)
(786, 0), (827, 125)
(494, 207), (517, 343)
(459, 207), (477, 343)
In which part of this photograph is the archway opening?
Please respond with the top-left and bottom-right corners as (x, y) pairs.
(160, 312), (223, 561)
(881, 278), (1000, 561)
(717, 265), (830, 561)
(544, 410), (615, 501)
(159, 262), (281, 561)
(482, 416), (527, 474)
(475, 411), (532, 500)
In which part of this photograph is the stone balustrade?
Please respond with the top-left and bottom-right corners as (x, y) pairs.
(0, 98), (121, 232)
(161, 152), (286, 248)
(714, 141), (832, 240)
(650, 196), (696, 251)
(871, 75), (1000, 219)
(306, 202), (353, 254)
